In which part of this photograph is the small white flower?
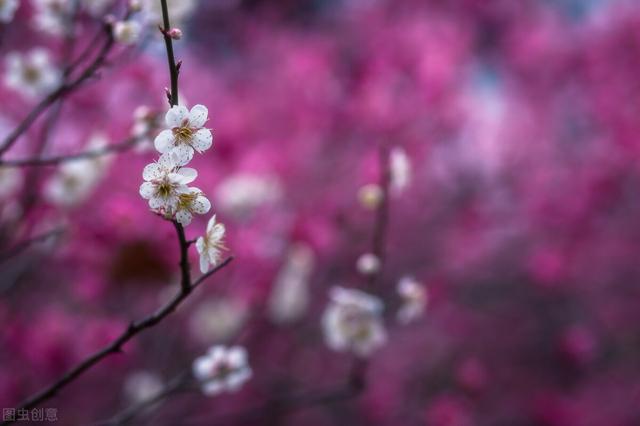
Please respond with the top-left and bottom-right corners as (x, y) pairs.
(139, 154), (197, 215)
(397, 276), (428, 324)
(322, 287), (386, 357)
(154, 104), (213, 166)
(44, 134), (112, 207)
(192, 345), (252, 396)
(123, 371), (163, 403)
(174, 187), (211, 226)
(4, 48), (61, 99)
(357, 184), (383, 210)
(32, 0), (71, 36)
(190, 298), (247, 343)
(389, 147), (411, 194)
(356, 253), (380, 275)
(0, 0), (19, 23)
(0, 167), (22, 199)
(215, 173), (281, 216)
(196, 215), (226, 273)
(113, 20), (141, 45)
(268, 244), (314, 324)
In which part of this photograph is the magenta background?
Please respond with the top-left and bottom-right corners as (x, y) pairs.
(2, 0), (640, 425)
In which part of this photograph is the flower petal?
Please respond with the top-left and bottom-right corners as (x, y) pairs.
(170, 144), (194, 166)
(195, 236), (205, 254)
(165, 105), (189, 127)
(176, 209), (193, 226)
(199, 254), (210, 273)
(154, 129), (174, 153)
(192, 356), (213, 381)
(202, 380), (224, 396)
(139, 181), (154, 199)
(149, 196), (164, 210)
(142, 163), (163, 181)
(192, 195), (211, 214)
(192, 128), (213, 153)
(206, 215), (217, 232)
(176, 167), (197, 184)
(189, 104), (208, 128)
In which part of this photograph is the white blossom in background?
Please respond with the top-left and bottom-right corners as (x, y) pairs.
(215, 173), (281, 216)
(4, 48), (61, 99)
(44, 133), (112, 207)
(192, 345), (252, 396)
(0, 167), (22, 199)
(389, 146), (411, 194)
(141, 0), (197, 26)
(131, 105), (158, 152)
(32, 0), (71, 35)
(174, 187), (211, 226)
(357, 183), (383, 210)
(81, 0), (112, 16)
(397, 276), (428, 324)
(0, 0), (19, 23)
(196, 215), (226, 273)
(190, 298), (247, 343)
(123, 371), (163, 403)
(154, 104), (212, 166)
(113, 20), (141, 45)
(139, 154), (196, 215)
(356, 253), (380, 276)
(322, 287), (386, 357)
(268, 244), (315, 324)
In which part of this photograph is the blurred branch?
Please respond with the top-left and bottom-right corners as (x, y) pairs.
(0, 136), (140, 167)
(0, 228), (65, 264)
(2, 256), (234, 423)
(97, 371), (194, 426)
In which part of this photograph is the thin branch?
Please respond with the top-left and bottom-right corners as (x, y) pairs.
(160, 0), (180, 107)
(2, 257), (233, 423)
(0, 228), (65, 263)
(0, 22), (115, 158)
(0, 136), (140, 167)
(173, 221), (192, 293)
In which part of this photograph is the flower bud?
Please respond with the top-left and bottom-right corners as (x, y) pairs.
(167, 28), (183, 40)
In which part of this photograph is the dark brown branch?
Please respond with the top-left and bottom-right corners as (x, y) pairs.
(2, 257), (233, 423)
(173, 220), (192, 293)
(0, 136), (139, 167)
(160, 0), (179, 106)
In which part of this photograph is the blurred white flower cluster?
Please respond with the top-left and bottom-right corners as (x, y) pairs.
(0, 0), (19, 23)
(192, 345), (252, 396)
(4, 48), (61, 99)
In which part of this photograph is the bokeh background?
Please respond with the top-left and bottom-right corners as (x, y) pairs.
(2, 0), (640, 424)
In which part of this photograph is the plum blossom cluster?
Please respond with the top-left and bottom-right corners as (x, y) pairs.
(139, 104), (213, 226)
(192, 345), (252, 396)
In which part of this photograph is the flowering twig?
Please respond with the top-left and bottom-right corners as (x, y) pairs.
(0, 20), (115, 158)
(0, 136), (140, 167)
(2, 257), (234, 423)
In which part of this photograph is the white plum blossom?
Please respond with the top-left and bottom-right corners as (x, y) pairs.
(4, 48), (61, 99)
(113, 20), (141, 45)
(189, 298), (248, 343)
(0, 167), (22, 199)
(174, 186), (211, 226)
(268, 244), (315, 324)
(154, 104), (213, 166)
(215, 173), (281, 216)
(0, 0), (19, 23)
(196, 215), (226, 273)
(322, 287), (386, 357)
(32, 0), (71, 36)
(397, 276), (428, 324)
(356, 253), (380, 275)
(192, 345), (252, 396)
(139, 154), (197, 216)
(389, 146), (411, 194)
(123, 371), (163, 403)
(44, 133), (112, 207)
(357, 183), (383, 210)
